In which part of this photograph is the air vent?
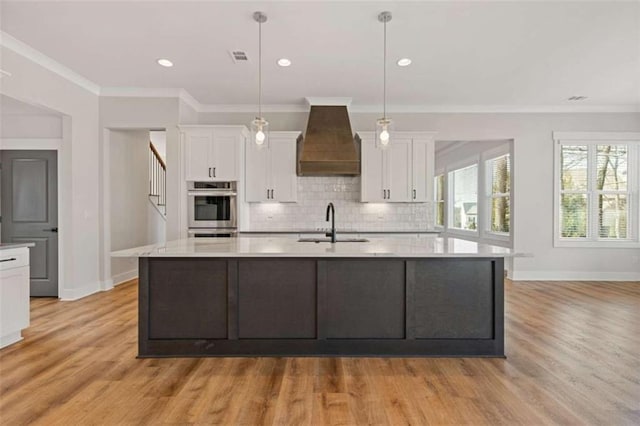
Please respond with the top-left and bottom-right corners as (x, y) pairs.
(229, 50), (249, 63)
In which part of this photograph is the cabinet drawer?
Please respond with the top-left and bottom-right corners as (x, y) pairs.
(0, 248), (30, 271)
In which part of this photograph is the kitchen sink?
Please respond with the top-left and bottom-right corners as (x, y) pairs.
(297, 238), (370, 243)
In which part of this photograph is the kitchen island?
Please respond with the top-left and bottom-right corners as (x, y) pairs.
(113, 236), (512, 358)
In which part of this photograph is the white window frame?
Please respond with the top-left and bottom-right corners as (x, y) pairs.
(482, 146), (512, 243)
(447, 158), (480, 237)
(433, 170), (446, 230)
(553, 132), (640, 248)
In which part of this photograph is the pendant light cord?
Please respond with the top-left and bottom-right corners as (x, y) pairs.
(383, 18), (387, 120)
(258, 19), (262, 119)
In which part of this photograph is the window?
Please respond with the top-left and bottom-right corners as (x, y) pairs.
(435, 141), (512, 245)
(554, 132), (639, 247)
(449, 164), (478, 231)
(487, 154), (511, 234)
(434, 174), (445, 227)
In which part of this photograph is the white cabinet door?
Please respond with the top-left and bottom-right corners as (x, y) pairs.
(385, 139), (412, 202)
(269, 138), (298, 202)
(361, 138), (385, 202)
(411, 138), (435, 202)
(211, 133), (239, 181)
(245, 142), (269, 202)
(411, 140), (427, 202)
(0, 248), (30, 348)
(185, 130), (214, 181)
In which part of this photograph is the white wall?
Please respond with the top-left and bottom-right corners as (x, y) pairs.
(199, 110), (640, 280)
(0, 46), (101, 300)
(109, 129), (164, 285)
(1, 114), (62, 138)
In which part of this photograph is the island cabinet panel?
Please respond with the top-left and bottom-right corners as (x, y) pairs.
(238, 260), (316, 338)
(410, 259), (494, 339)
(325, 260), (405, 339)
(148, 259), (228, 339)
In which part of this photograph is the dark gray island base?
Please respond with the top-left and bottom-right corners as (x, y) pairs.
(138, 256), (504, 358)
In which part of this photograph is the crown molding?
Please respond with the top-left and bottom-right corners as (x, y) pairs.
(99, 87), (183, 98)
(195, 103), (640, 114)
(0, 31), (100, 95)
(177, 89), (202, 112)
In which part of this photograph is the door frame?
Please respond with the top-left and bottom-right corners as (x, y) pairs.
(100, 126), (178, 291)
(0, 128), (67, 299)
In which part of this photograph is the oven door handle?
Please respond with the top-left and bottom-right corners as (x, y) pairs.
(187, 191), (237, 197)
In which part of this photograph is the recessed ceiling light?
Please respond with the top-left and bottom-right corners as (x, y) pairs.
(157, 58), (173, 68)
(277, 58), (292, 67)
(568, 96), (587, 101)
(397, 58), (412, 67)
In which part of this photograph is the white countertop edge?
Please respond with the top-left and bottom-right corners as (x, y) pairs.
(116, 253), (516, 258)
(0, 243), (35, 251)
(112, 237), (517, 258)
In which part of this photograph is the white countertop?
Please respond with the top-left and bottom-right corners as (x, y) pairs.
(0, 242), (35, 251)
(111, 236), (515, 258)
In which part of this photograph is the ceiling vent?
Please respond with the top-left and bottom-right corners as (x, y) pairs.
(229, 50), (249, 63)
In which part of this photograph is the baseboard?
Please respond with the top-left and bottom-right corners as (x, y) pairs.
(59, 281), (102, 301)
(112, 269), (138, 286)
(510, 270), (640, 281)
(0, 331), (24, 349)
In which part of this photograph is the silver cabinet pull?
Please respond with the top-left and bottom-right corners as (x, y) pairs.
(271, 189), (274, 199)
(413, 189), (416, 199)
(213, 167), (216, 178)
(266, 189), (270, 199)
(0, 257), (17, 263)
(208, 167), (212, 178)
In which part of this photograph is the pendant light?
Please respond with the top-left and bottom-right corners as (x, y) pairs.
(376, 11), (393, 147)
(251, 11), (268, 146)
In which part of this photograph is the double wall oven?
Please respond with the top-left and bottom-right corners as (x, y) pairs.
(187, 181), (237, 237)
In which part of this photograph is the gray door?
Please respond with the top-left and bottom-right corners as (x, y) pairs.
(1, 150), (58, 297)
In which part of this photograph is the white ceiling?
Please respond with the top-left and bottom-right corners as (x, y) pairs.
(1, 1), (639, 109)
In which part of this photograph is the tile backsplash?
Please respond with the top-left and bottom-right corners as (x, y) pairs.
(248, 177), (434, 231)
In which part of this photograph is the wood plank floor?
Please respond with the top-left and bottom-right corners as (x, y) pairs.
(1, 279), (639, 425)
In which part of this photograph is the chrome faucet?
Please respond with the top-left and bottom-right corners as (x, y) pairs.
(325, 202), (336, 243)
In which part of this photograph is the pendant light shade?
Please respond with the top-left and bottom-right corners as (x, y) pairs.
(251, 117), (269, 146)
(251, 11), (269, 146)
(376, 11), (392, 148)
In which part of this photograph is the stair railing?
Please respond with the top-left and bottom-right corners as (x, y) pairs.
(149, 142), (166, 212)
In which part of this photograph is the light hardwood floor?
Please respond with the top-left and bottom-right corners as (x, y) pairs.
(1, 279), (639, 425)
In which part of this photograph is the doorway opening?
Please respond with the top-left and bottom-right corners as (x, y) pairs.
(108, 129), (167, 286)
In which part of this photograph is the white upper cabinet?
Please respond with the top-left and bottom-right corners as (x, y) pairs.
(386, 138), (413, 202)
(183, 126), (245, 181)
(361, 137), (385, 202)
(245, 138), (270, 202)
(360, 132), (435, 203)
(245, 132), (298, 203)
(411, 138), (435, 202)
(184, 129), (214, 181)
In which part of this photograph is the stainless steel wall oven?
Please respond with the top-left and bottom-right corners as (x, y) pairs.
(187, 181), (237, 234)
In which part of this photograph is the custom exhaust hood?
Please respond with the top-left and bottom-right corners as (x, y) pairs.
(297, 98), (360, 176)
